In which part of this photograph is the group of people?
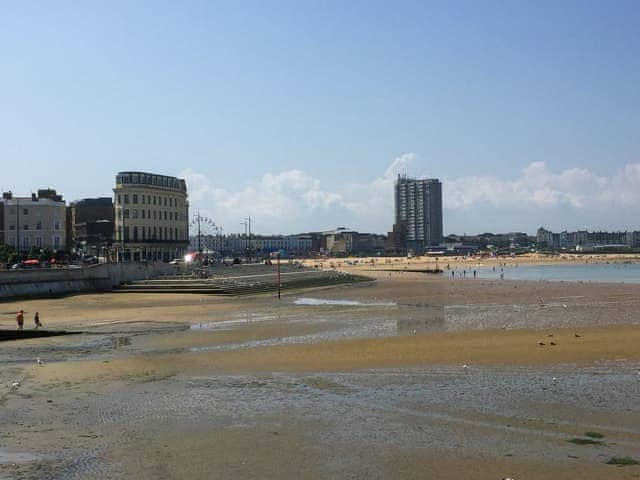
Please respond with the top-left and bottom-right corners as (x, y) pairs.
(15, 310), (42, 330)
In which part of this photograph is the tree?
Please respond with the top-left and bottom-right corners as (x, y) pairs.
(0, 244), (19, 264)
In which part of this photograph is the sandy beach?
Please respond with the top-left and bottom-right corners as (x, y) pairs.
(1, 267), (639, 479)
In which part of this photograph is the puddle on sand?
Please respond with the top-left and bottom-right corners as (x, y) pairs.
(294, 298), (397, 307)
(0, 449), (42, 463)
(190, 313), (281, 330)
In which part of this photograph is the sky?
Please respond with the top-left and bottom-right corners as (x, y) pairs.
(1, 1), (639, 235)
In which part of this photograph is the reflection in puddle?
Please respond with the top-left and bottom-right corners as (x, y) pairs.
(397, 305), (445, 335)
(0, 449), (43, 463)
(294, 298), (396, 307)
(191, 313), (280, 330)
(111, 336), (131, 348)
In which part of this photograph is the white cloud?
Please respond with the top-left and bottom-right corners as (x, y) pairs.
(180, 157), (640, 235)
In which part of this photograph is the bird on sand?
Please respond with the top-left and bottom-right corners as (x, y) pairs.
(550, 341), (556, 346)
(36, 357), (43, 366)
(574, 333), (581, 338)
(537, 341), (546, 346)
(462, 364), (469, 369)
(563, 304), (568, 308)
(11, 381), (20, 388)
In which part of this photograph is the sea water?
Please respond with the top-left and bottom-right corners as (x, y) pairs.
(472, 262), (640, 283)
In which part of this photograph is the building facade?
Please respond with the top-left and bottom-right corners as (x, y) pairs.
(394, 175), (443, 251)
(1, 190), (67, 253)
(537, 227), (638, 250)
(113, 172), (189, 261)
(69, 197), (114, 256)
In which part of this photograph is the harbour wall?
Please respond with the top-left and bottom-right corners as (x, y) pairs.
(0, 263), (176, 300)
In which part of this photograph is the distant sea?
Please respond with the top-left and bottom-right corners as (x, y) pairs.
(471, 262), (640, 284)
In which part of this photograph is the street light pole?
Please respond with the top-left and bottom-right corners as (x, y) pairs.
(277, 252), (281, 299)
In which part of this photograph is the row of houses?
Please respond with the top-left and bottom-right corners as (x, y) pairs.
(190, 227), (387, 257)
(536, 228), (640, 251)
(1, 171), (191, 262)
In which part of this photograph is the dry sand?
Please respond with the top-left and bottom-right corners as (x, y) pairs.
(1, 270), (640, 479)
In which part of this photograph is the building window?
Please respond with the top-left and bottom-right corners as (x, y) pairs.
(54, 237), (60, 249)
(23, 237), (30, 249)
(124, 194), (129, 204)
(23, 208), (29, 215)
(54, 220), (60, 230)
(118, 195), (121, 205)
(148, 210), (151, 219)
(9, 224), (15, 231)
(164, 211), (167, 220)
(164, 197), (167, 207)
(147, 195), (151, 204)
(141, 210), (145, 219)
(153, 211), (156, 220)
(153, 227), (157, 239)
(133, 194), (138, 204)
(153, 196), (156, 205)
(132, 209), (138, 219)
(141, 195), (145, 204)
(36, 237), (42, 247)
(124, 209), (130, 219)
(36, 221), (42, 230)
(133, 226), (139, 241)
(23, 224), (29, 230)
(141, 226), (145, 240)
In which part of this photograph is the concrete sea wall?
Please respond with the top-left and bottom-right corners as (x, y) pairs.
(0, 263), (176, 299)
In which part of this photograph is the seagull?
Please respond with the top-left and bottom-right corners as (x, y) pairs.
(574, 333), (581, 338)
(552, 377), (558, 382)
(563, 304), (568, 308)
(11, 381), (20, 389)
(412, 329), (417, 335)
(537, 341), (546, 346)
(36, 357), (43, 366)
(462, 364), (469, 369)
(550, 341), (556, 346)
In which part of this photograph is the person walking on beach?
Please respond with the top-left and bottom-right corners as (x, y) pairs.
(34, 312), (42, 329)
(16, 310), (24, 330)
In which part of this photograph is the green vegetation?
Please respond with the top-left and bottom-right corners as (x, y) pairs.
(568, 438), (604, 446)
(0, 244), (19, 263)
(606, 457), (640, 466)
(27, 246), (53, 261)
(584, 431), (605, 439)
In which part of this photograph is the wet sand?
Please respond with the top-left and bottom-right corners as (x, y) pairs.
(1, 272), (640, 479)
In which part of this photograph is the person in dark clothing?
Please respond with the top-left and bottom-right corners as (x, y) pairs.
(34, 312), (42, 329)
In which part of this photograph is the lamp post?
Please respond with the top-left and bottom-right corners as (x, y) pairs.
(277, 251), (281, 299)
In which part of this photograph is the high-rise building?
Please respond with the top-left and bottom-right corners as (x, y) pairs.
(393, 175), (443, 251)
(113, 171), (189, 262)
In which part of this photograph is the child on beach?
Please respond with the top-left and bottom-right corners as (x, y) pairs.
(16, 310), (24, 330)
(34, 312), (42, 329)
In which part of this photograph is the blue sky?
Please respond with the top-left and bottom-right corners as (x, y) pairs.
(2, 1), (639, 234)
